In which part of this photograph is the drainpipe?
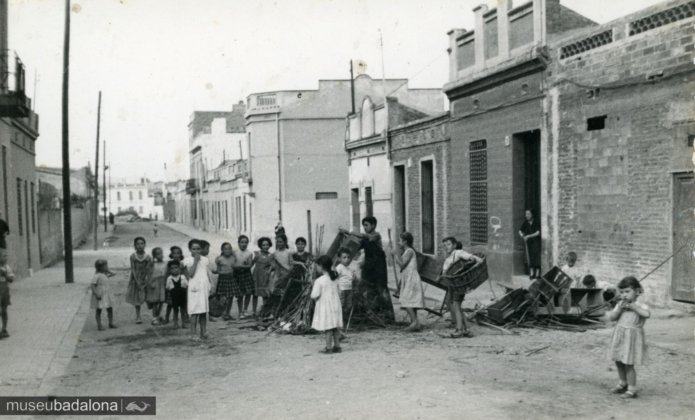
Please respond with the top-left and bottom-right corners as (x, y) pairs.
(276, 111), (282, 224)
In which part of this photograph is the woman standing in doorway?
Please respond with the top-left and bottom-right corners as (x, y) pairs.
(518, 209), (541, 280)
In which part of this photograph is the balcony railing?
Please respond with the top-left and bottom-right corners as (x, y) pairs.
(185, 178), (199, 195)
(0, 50), (31, 118)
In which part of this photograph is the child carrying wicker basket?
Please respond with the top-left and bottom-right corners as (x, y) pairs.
(438, 237), (483, 338)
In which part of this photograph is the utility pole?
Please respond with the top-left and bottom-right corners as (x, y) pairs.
(62, 0), (73, 283)
(103, 141), (108, 232)
(93, 91), (101, 250)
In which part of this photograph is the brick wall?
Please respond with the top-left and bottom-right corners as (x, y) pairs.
(391, 115), (450, 258)
(549, 0), (695, 304)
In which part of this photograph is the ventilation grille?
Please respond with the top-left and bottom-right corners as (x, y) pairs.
(469, 140), (488, 244)
(629, 2), (695, 36)
(560, 30), (613, 59)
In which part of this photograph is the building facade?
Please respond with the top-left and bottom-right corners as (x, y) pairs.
(197, 159), (251, 237)
(186, 102), (247, 229)
(0, 1), (40, 277)
(345, 77), (445, 238)
(107, 179), (162, 220)
(443, 0), (594, 284)
(547, 0), (695, 304)
(389, 113), (450, 256)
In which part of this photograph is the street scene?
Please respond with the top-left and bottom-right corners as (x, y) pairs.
(1, 0), (695, 419)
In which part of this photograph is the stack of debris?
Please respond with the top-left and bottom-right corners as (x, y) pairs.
(468, 266), (608, 332)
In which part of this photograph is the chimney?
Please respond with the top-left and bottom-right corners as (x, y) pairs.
(533, 0), (547, 45)
(473, 4), (488, 70)
(447, 29), (466, 81)
(497, 0), (512, 59)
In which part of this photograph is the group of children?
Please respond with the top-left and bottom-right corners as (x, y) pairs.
(83, 216), (653, 395)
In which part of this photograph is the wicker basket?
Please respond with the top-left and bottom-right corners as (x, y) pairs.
(439, 256), (489, 292)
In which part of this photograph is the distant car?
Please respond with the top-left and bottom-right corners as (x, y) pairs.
(141, 217), (152, 222)
(128, 216), (141, 222)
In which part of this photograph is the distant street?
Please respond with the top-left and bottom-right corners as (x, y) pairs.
(27, 222), (694, 419)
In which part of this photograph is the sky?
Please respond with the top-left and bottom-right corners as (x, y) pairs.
(9, 0), (664, 183)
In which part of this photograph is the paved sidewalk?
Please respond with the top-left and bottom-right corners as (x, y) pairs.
(0, 265), (93, 396)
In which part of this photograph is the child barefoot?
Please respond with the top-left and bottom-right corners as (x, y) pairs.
(235, 235), (256, 319)
(146, 247), (167, 325)
(607, 276), (650, 398)
(91, 259), (116, 331)
(0, 248), (15, 338)
(166, 260), (189, 329)
(249, 237), (272, 318)
(185, 239), (212, 339)
(334, 248), (356, 329)
(391, 232), (425, 332)
(311, 255), (343, 354)
(439, 237), (482, 338)
(163, 246), (185, 325)
(126, 237), (152, 324)
(215, 242), (237, 321)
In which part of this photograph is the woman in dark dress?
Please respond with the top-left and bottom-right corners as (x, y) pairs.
(342, 216), (395, 324)
(518, 209), (541, 279)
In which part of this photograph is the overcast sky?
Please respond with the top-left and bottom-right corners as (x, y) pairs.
(10, 0), (663, 183)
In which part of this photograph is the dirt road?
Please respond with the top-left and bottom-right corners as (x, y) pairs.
(52, 222), (695, 419)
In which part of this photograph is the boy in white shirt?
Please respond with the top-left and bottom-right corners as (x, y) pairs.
(335, 248), (357, 325)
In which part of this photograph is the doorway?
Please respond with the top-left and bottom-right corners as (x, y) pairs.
(351, 188), (360, 231)
(512, 129), (541, 275)
(393, 165), (406, 235)
(672, 172), (695, 303)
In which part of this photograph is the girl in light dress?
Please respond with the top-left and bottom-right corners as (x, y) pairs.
(91, 259), (117, 331)
(391, 232), (425, 332)
(311, 255), (343, 354)
(250, 237), (273, 318)
(126, 237), (152, 324)
(184, 239), (212, 340)
(607, 276), (650, 399)
(146, 247), (167, 325)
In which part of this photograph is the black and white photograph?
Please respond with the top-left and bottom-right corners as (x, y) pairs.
(0, 0), (694, 418)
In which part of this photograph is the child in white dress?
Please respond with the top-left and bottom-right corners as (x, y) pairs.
(91, 259), (117, 331)
(185, 240), (212, 340)
(311, 255), (343, 354)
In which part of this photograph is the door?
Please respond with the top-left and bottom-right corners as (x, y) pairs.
(672, 172), (695, 303)
(512, 130), (541, 275)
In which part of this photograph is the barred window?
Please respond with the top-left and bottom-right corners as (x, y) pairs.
(469, 140), (488, 244)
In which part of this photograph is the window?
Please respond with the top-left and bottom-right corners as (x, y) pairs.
(315, 192), (338, 200)
(364, 187), (373, 217)
(139, 206), (143, 214)
(256, 94), (276, 106)
(225, 201), (229, 229)
(2, 146), (7, 217)
(243, 196), (247, 232)
(129, 191), (133, 201)
(421, 161), (435, 254)
(30, 182), (35, 233)
(470, 140), (488, 244)
(16, 178), (22, 236)
(139, 191), (143, 200)
(117, 191), (121, 201)
(587, 115), (607, 131)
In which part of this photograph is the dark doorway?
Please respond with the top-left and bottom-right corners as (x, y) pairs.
(421, 161), (434, 254)
(512, 129), (541, 275)
(393, 165), (406, 235)
(365, 187), (373, 218)
(351, 188), (360, 231)
(672, 172), (695, 303)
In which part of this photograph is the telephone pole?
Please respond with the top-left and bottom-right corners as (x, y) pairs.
(103, 141), (108, 232)
(62, 0), (73, 283)
(93, 91), (101, 250)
